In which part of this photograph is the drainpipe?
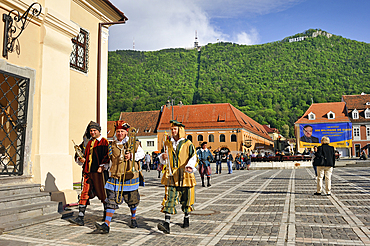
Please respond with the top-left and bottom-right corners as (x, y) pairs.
(97, 20), (126, 124)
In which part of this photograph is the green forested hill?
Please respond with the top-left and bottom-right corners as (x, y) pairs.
(108, 29), (370, 137)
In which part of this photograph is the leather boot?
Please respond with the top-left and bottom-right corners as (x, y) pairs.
(68, 216), (84, 226)
(207, 177), (211, 187)
(95, 222), (109, 234)
(183, 217), (189, 228)
(157, 222), (170, 234)
(130, 219), (138, 228)
(201, 178), (205, 187)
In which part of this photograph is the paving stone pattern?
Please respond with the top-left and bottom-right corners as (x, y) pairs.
(2, 167), (370, 245)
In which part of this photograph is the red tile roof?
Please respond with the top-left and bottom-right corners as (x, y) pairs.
(263, 125), (279, 134)
(342, 94), (370, 122)
(295, 102), (350, 124)
(342, 94), (370, 110)
(157, 103), (271, 141)
(107, 111), (160, 138)
(119, 111), (160, 136)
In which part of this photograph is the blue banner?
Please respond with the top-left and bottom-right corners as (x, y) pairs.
(299, 122), (352, 148)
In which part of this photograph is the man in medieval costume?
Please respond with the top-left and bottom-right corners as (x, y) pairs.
(157, 120), (197, 234)
(68, 121), (109, 226)
(95, 120), (145, 233)
(197, 141), (214, 187)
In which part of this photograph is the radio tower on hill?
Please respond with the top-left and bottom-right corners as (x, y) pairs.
(133, 38), (135, 50)
(194, 31), (200, 51)
(194, 31), (198, 48)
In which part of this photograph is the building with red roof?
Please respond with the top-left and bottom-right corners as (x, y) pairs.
(294, 102), (352, 157)
(342, 93), (370, 157)
(157, 103), (273, 155)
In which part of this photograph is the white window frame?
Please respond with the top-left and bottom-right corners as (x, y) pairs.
(353, 127), (360, 140)
(308, 112), (315, 120)
(352, 109), (359, 119)
(327, 111), (335, 119)
(147, 141), (154, 147)
(365, 108), (370, 119)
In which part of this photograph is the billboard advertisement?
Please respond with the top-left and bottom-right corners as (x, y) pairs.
(299, 122), (352, 148)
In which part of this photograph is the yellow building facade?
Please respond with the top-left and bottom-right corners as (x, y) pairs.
(0, 0), (126, 204)
(156, 103), (274, 155)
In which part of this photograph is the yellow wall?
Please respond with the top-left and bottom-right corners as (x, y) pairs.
(0, 0), (124, 199)
(69, 1), (99, 183)
(157, 129), (273, 154)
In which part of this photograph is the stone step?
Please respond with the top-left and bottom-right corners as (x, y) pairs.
(0, 212), (61, 232)
(0, 201), (58, 224)
(0, 183), (41, 197)
(0, 192), (51, 210)
(0, 175), (33, 186)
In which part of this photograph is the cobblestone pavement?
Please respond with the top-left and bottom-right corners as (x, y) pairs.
(2, 166), (370, 245)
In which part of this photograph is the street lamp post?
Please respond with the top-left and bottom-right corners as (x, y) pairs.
(232, 129), (240, 152)
(166, 96), (183, 120)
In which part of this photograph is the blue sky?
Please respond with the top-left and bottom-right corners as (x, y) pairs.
(108, 0), (370, 51)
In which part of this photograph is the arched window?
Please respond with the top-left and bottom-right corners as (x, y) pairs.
(231, 134), (237, 142)
(197, 135), (203, 141)
(208, 134), (214, 142)
(220, 134), (225, 142)
(187, 135), (192, 141)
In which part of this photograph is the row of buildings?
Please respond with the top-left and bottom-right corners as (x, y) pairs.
(106, 103), (274, 167)
(295, 93), (370, 158)
(112, 92), (370, 168)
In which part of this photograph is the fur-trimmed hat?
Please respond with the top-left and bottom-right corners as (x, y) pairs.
(115, 120), (130, 131)
(87, 121), (101, 132)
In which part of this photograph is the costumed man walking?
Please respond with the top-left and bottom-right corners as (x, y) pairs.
(68, 121), (109, 226)
(197, 142), (214, 187)
(95, 120), (145, 233)
(157, 120), (197, 234)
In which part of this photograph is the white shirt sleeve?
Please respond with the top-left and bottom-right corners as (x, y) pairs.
(135, 146), (145, 161)
(185, 154), (197, 173)
(158, 153), (167, 164)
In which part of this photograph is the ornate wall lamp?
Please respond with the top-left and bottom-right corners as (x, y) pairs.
(2, 2), (42, 58)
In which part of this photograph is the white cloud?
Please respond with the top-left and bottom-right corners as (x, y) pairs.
(194, 0), (304, 18)
(235, 29), (260, 45)
(107, 0), (301, 51)
(108, 0), (227, 51)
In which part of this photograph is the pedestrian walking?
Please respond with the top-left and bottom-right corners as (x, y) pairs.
(197, 142), (214, 187)
(314, 137), (335, 196)
(312, 146), (318, 177)
(227, 151), (233, 174)
(235, 153), (241, 170)
(145, 152), (151, 172)
(214, 148), (222, 174)
(245, 153), (251, 170)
